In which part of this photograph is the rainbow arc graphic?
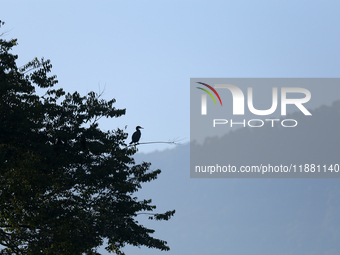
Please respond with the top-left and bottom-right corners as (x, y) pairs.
(196, 82), (223, 106)
(196, 82), (222, 115)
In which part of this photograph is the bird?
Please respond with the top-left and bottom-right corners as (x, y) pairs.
(130, 126), (143, 145)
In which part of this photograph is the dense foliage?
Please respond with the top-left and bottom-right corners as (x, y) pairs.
(0, 21), (174, 255)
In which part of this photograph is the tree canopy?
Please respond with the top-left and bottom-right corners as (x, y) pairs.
(0, 20), (175, 255)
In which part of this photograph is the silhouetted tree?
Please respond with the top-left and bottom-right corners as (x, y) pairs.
(0, 21), (174, 255)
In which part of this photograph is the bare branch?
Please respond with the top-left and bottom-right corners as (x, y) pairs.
(128, 137), (185, 147)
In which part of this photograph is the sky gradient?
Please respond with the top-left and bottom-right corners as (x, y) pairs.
(2, 0), (340, 152)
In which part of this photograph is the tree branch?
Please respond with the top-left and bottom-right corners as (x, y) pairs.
(128, 137), (185, 147)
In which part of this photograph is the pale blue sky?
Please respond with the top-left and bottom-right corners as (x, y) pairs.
(2, 1), (340, 255)
(2, 0), (340, 152)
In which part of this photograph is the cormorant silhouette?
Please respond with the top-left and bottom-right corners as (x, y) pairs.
(130, 126), (143, 145)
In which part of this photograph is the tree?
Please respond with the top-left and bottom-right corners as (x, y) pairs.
(0, 21), (175, 255)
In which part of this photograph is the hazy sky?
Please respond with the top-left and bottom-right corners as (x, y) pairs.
(2, 1), (340, 255)
(2, 0), (340, 153)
